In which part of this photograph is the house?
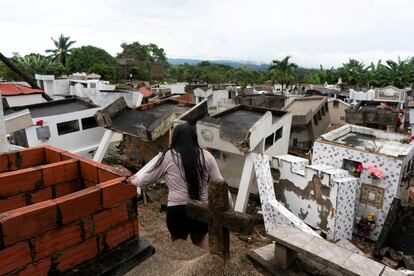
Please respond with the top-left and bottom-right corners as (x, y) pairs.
(6, 98), (105, 158)
(312, 124), (414, 241)
(328, 98), (351, 125)
(196, 105), (292, 207)
(345, 101), (401, 130)
(282, 96), (330, 151)
(0, 83), (50, 107)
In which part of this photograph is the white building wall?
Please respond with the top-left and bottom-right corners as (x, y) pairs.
(5, 94), (48, 107)
(25, 108), (105, 158)
(312, 140), (407, 241)
(328, 100), (350, 125)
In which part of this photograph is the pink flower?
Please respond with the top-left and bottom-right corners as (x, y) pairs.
(357, 163), (364, 172)
(367, 164), (384, 179)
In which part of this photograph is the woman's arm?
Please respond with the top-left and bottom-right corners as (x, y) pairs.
(128, 153), (168, 187)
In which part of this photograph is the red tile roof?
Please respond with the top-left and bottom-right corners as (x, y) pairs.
(138, 87), (154, 97)
(0, 83), (44, 96)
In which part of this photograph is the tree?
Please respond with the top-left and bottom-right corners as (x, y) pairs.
(14, 54), (63, 76)
(66, 46), (117, 74)
(269, 56), (298, 92)
(117, 42), (168, 64)
(87, 63), (118, 84)
(46, 34), (76, 66)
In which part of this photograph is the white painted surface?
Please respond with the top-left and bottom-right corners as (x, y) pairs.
(328, 99), (350, 125)
(254, 153), (320, 236)
(313, 125), (414, 240)
(234, 153), (255, 212)
(24, 107), (105, 159)
(93, 129), (114, 162)
(0, 99), (8, 152)
(272, 155), (358, 240)
(5, 94), (48, 107)
(4, 109), (32, 133)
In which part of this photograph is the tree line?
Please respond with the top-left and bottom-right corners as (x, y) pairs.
(0, 35), (168, 84)
(1, 34), (413, 89)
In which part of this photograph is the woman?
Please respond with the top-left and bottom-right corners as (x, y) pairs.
(127, 123), (232, 250)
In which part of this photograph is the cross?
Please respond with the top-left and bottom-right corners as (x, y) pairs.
(186, 180), (254, 259)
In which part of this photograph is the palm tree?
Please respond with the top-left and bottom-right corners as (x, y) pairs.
(46, 34), (76, 66)
(15, 54), (63, 76)
(269, 56), (298, 92)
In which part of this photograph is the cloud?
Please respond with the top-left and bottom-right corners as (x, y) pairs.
(1, 0), (414, 68)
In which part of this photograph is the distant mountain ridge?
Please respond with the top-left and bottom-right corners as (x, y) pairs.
(168, 58), (270, 71)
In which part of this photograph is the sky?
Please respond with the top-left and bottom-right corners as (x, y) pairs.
(1, 0), (414, 68)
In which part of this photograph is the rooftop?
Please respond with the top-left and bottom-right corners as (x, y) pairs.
(283, 96), (326, 116)
(320, 124), (414, 157)
(7, 98), (99, 118)
(0, 83), (43, 96)
(201, 105), (287, 144)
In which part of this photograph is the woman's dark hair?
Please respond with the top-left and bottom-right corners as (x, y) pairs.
(150, 123), (206, 200)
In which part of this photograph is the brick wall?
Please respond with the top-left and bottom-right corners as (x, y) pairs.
(0, 146), (138, 275)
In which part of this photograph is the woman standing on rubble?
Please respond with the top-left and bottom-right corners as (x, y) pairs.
(127, 122), (232, 250)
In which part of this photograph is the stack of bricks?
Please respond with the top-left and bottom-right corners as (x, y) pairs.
(0, 145), (138, 275)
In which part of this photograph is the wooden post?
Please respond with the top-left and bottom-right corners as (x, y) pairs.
(187, 180), (254, 260)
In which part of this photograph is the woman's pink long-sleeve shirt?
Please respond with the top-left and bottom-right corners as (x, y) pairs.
(131, 149), (226, 206)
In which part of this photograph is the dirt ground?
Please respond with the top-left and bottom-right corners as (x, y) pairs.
(137, 184), (271, 275)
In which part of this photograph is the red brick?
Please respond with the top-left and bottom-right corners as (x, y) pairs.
(80, 160), (98, 184)
(55, 180), (82, 198)
(42, 159), (79, 186)
(56, 238), (98, 272)
(0, 168), (42, 196)
(104, 221), (136, 250)
(0, 200), (58, 245)
(31, 187), (52, 204)
(61, 151), (81, 161)
(0, 242), (32, 275)
(0, 193), (26, 213)
(44, 146), (63, 164)
(8, 147), (45, 170)
(16, 258), (52, 276)
(98, 168), (119, 182)
(0, 154), (8, 172)
(35, 223), (82, 259)
(93, 204), (129, 234)
(97, 177), (136, 208)
(54, 186), (101, 225)
(131, 217), (139, 235)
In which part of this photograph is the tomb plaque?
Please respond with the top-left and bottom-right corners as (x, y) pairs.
(360, 183), (384, 208)
(36, 126), (51, 141)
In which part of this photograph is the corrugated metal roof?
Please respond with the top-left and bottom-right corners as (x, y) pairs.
(0, 83), (44, 96)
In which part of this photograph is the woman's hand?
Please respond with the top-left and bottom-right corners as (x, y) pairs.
(126, 175), (137, 185)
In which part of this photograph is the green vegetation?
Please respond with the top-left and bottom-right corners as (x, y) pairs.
(46, 34), (76, 66)
(1, 34), (414, 88)
(305, 58), (414, 89)
(269, 56), (297, 92)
